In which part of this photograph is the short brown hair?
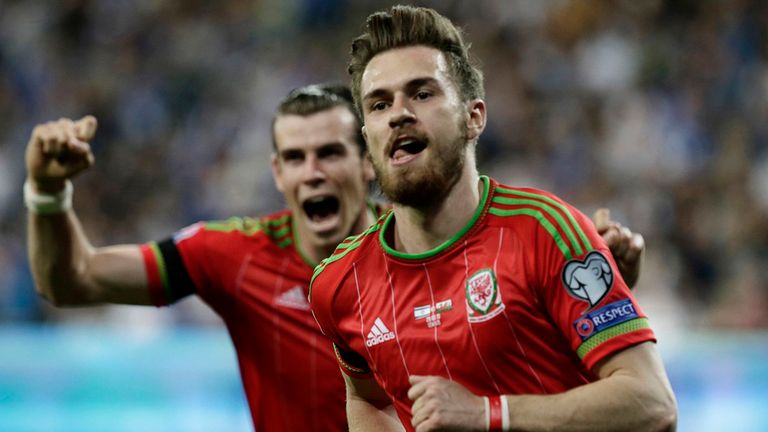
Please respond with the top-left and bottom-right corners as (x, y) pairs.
(272, 83), (365, 154)
(348, 5), (484, 114)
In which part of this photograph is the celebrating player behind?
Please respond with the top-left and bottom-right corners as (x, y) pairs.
(309, 6), (676, 432)
(25, 84), (378, 431)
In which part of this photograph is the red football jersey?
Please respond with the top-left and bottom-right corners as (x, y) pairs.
(140, 210), (347, 431)
(310, 176), (656, 430)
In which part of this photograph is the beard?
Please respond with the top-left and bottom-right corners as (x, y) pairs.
(373, 124), (467, 209)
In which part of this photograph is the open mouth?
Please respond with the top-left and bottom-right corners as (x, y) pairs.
(390, 138), (427, 161)
(302, 195), (340, 223)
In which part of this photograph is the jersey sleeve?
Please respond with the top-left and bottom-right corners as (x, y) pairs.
(139, 222), (208, 306)
(531, 197), (656, 371)
(309, 263), (373, 379)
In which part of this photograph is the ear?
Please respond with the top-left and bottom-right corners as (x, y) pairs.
(361, 125), (368, 143)
(270, 153), (284, 193)
(465, 99), (486, 141)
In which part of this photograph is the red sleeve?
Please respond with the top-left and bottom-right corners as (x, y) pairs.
(139, 243), (168, 307)
(532, 195), (656, 370)
(139, 222), (207, 306)
(310, 263), (373, 379)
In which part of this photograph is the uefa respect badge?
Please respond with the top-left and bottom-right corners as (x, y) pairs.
(465, 269), (505, 323)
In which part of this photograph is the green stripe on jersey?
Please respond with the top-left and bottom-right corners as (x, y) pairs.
(204, 217), (264, 235)
(266, 214), (291, 226)
(336, 237), (361, 249)
(494, 187), (594, 251)
(269, 225), (291, 239)
(276, 237), (293, 248)
(487, 207), (574, 260)
(149, 242), (172, 303)
(494, 187), (593, 253)
(491, 196), (584, 257)
(576, 318), (650, 359)
(265, 218), (292, 246)
(203, 215), (292, 245)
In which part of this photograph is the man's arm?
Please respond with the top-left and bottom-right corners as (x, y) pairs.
(503, 341), (676, 431)
(345, 374), (405, 432)
(26, 116), (153, 306)
(408, 342), (676, 432)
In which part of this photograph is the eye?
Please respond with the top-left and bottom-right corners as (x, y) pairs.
(370, 101), (389, 112)
(318, 145), (347, 159)
(281, 151), (304, 164)
(415, 90), (432, 101)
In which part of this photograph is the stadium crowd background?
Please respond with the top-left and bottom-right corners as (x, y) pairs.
(0, 0), (766, 331)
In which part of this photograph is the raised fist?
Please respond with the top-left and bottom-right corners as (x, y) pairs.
(25, 116), (97, 193)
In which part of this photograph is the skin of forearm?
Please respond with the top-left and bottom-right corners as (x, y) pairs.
(28, 210), (95, 305)
(347, 399), (404, 431)
(505, 372), (676, 432)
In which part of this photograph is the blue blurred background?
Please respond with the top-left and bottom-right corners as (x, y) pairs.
(1, 0), (766, 430)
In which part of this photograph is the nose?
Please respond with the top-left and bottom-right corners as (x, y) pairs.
(302, 154), (326, 186)
(388, 93), (416, 129)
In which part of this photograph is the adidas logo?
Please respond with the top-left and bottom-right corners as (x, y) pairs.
(365, 318), (395, 347)
(275, 286), (310, 310)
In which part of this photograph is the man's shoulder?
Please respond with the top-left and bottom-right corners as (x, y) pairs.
(487, 180), (581, 221)
(171, 210), (298, 263)
(490, 182), (567, 205)
(194, 209), (293, 241)
(487, 179), (594, 261)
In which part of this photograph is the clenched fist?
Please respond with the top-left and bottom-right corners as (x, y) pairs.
(408, 375), (486, 432)
(25, 116), (97, 193)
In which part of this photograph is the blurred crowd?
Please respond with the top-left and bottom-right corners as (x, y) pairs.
(0, 0), (766, 330)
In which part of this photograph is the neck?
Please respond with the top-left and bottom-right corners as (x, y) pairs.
(392, 161), (482, 254)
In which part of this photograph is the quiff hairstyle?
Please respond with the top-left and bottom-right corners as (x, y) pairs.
(348, 5), (484, 114)
(271, 83), (365, 154)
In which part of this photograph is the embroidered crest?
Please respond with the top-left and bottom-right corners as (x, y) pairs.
(465, 269), (504, 323)
(562, 251), (614, 308)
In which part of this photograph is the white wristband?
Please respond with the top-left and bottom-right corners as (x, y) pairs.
(483, 396), (490, 431)
(24, 180), (73, 214)
(500, 395), (509, 430)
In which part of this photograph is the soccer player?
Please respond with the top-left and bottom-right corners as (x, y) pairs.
(309, 6), (676, 432)
(25, 84), (377, 431)
(25, 84), (645, 430)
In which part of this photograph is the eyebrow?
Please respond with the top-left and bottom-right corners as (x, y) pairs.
(279, 148), (304, 158)
(362, 77), (441, 102)
(279, 142), (347, 157)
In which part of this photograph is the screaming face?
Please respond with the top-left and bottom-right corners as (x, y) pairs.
(360, 46), (473, 208)
(272, 106), (374, 253)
